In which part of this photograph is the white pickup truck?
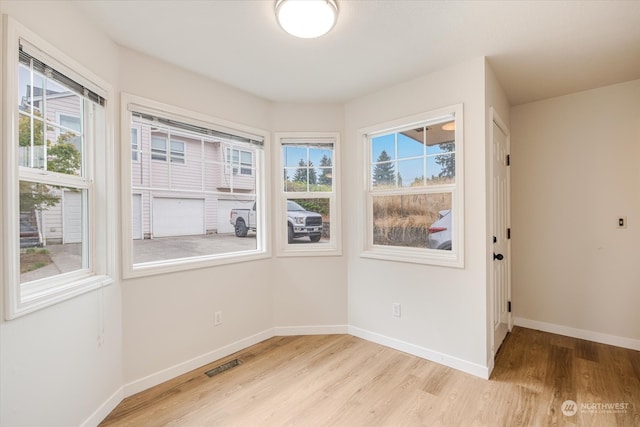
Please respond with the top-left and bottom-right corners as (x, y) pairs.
(229, 201), (323, 243)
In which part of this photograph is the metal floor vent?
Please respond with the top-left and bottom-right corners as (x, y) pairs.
(205, 359), (242, 378)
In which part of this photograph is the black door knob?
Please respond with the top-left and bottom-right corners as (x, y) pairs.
(493, 253), (504, 261)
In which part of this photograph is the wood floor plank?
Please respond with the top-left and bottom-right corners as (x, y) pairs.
(100, 327), (640, 426)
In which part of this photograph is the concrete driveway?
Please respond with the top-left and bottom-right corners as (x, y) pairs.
(132, 233), (257, 264)
(20, 233), (258, 282)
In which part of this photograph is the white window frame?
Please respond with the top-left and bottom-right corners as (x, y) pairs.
(275, 132), (341, 256)
(121, 93), (270, 278)
(2, 17), (115, 319)
(360, 104), (464, 267)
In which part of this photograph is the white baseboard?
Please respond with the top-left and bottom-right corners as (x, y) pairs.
(274, 324), (348, 336)
(514, 317), (640, 351)
(122, 325), (347, 400)
(95, 323), (490, 424)
(348, 326), (489, 379)
(123, 328), (275, 397)
(80, 386), (124, 427)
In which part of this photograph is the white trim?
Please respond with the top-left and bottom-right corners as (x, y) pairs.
(513, 317), (640, 351)
(123, 328), (275, 397)
(275, 132), (342, 257)
(120, 92), (271, 279)
(80, 386), (124, 427)
(274, 324), (348, 335)
(488, 107), (512, 363)
(3, 16), (116, 319)
(127, 251), (271, 279)
(349, 326), (489, 379)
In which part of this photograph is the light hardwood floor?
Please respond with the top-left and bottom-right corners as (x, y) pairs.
(100, 327), (640, 426)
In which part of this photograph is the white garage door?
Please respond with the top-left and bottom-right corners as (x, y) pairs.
(63, 190), (82, 243)
(217, 199), (255, 234)
(152, 197), (204, 238)
(132, 194), (142, 240)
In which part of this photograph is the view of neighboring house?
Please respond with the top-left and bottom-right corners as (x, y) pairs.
(18, 80), (84, 246)
(130, 116), (258, 239)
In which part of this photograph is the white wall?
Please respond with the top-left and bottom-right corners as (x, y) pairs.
(118, 48), (276, 390)
(271, 103), (348, 331)
(344, 58), (490, 376)
(0, 2), (123, 426)
(510, 80), (640, 347)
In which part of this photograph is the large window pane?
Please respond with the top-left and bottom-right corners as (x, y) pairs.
(19, 182), (88, 283)
(372, 193), (452, 249)
(130, 111), (262, 267)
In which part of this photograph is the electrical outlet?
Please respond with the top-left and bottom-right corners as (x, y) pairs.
(617, 216), (627, 229)
(392, 303), (401, 317)
(214, 311), (223, 326)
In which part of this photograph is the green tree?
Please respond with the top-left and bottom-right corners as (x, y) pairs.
(435, 142), (455, 178)
(373, 150), (395, 186)
(318, 154), (332, 186)
(47, 132), (81, 175)
(18, 115), (81, 214)
(19, 182), (59, 212)
(19, 113), (45, 148)
(293, 159), (317, 185)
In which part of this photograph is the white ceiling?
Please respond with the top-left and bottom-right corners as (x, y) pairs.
(75, 0), (640, 105)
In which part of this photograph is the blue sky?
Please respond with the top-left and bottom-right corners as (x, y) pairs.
(282, 144), (333, 168)
(371, 132), (455, 186)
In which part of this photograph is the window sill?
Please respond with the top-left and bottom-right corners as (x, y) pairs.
(277, 241), (342, 257)
(361, 247), (463, 268)
(8, 274), (114, 320)
(124, 249), (271, 279)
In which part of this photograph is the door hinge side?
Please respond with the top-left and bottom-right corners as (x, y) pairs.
(506, 154), (510, 166)
(507, 301), (512, 313)
(507, 228), (511, 239)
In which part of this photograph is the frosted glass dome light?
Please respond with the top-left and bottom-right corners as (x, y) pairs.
(276, 0), (338, 39)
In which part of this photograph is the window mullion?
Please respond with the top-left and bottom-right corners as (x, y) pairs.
(18, 167), (90, 189)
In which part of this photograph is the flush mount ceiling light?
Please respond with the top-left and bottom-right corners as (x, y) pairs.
(276, 0), (338, 39)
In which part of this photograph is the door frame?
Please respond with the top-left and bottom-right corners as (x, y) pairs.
(489, 107), (512, 367)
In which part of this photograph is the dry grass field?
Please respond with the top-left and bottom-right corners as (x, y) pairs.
(373, 192), (451, 246)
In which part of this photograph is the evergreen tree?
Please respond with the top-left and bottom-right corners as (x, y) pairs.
(372, 150), (395, 186)
(293, 159), (317, 185)
(435, 142), (455, 178)
(318, 154), (332, 186)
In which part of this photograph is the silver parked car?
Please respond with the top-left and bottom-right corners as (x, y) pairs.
(427, 209), (452, 250)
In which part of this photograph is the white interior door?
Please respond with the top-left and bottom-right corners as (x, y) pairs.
(492, 118), (511, 355)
